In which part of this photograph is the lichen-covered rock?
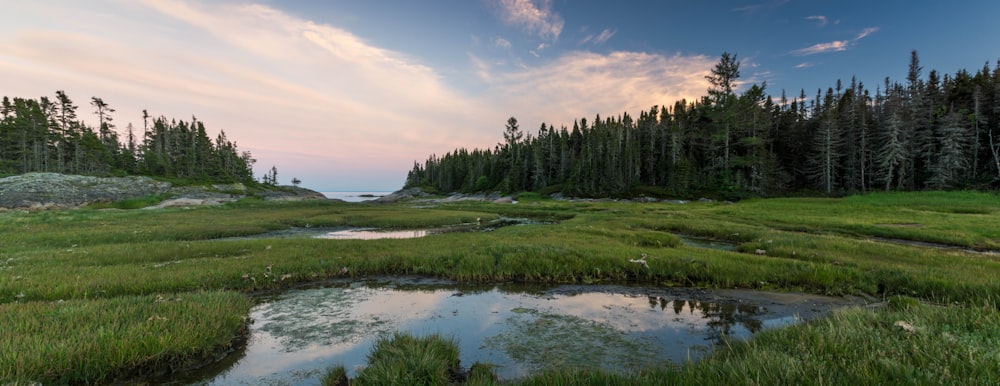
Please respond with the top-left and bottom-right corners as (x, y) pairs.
(253, 186), (328, 201)
(0, 173), (171, 209)
(370, 187), (431, 203)
(0, 173), (329, 210)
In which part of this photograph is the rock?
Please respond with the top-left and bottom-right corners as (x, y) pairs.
(142, 197), (234, 209)
(253, 186), (327, 201)
(371, 187), (430, 203)
(0, 173), (170, 209)
(0, 173), (327, 210)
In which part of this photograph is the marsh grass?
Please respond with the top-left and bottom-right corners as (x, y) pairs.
(353, 333), (465, 386)
(669, 298), (1000, 385)
(1, 192), (999, 384)
(0, 291), (251, 384)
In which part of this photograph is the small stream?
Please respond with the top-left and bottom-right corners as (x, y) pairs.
(160, 280), (851, 385)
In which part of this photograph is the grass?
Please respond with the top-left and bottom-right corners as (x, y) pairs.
(0, 291), (251, 384)
(1, 191), (998, 384)
(354, 333), (464, 385)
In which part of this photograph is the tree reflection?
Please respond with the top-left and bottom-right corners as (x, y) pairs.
(647, 295), (766, 344)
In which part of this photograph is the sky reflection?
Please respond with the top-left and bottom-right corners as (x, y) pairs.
(175, 282), (828, 385)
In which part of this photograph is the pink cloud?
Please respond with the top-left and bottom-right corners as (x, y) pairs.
(494, 0), (564, 41)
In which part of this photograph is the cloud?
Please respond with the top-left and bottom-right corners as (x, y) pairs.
(795, 62), (816, 69)
(731, 0), (790, 13)
(481, 51), (715, 129)
(805, 15), (827, 27)
(856, 27), (879, 40)
(790, 40), (849, 56)
(0, 0), (493, 190)
(528, 43), (547, 57)
(493, 0), (564, 41)
(790, 26), (878, 56)
(493, 37), (512, 49)
(580, 28), (616, 45)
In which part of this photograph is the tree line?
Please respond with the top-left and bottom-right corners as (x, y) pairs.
(0, 91), (257, 183)
(406, 51), (1000, 199)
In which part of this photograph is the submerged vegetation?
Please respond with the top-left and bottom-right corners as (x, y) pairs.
(0, 191), (998, 384)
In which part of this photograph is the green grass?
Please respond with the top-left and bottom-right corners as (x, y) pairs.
(353, 333), (465, 386)
(0, 291), (251, 384)
(1, 191), (998, 384)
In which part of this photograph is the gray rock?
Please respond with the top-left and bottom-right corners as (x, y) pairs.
(0, 173), (170, 209)
(0, 173), (327, 210)
(371, 187), (429, 203)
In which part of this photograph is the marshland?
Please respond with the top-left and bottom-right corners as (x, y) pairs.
(2, 191), (998, 385)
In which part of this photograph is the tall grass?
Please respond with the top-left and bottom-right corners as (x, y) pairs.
(353, 333), (464, 386)
(0, 291), (252, 384)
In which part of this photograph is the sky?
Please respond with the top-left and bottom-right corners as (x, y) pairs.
(3, 1), (999, 191)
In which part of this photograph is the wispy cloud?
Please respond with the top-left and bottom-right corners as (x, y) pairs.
(856, 27), (879, 40)
(493, 37), (512, 49)
(791, 40), (849, 56)
(494, 0), (564, 41)
(528, 43), (547, 57)
(580, 28), (616, 45)
(732, 0), (790, 13)
(790, 26), (879, 56)
(805, 15), (827, 27)
(795, 62), (816, 69)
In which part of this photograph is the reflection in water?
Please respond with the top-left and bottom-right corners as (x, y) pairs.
(316, 228), (429, 240)
(170, 283), (809, 385)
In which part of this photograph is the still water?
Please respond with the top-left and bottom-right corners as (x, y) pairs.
(321, 192), (391, 203)
(165, 280), (830, 385)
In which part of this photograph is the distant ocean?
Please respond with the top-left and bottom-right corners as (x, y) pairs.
(322, 191), (394, 202)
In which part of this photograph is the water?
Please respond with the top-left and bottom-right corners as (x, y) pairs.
(166, 281), (839, 385)
(321, 191), (392, 202)
(678, 235), (740, 251)
(315, 228), (430, 240)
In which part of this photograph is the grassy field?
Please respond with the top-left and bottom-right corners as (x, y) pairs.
(1, 191), (998, 384)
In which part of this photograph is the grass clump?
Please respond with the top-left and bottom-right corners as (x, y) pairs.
(320, 365), (349, 386)
(353, 333), (463, 386)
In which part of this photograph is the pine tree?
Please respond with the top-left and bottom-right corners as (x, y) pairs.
(878, 111), (909, 191)
(927, 110), (970, 189)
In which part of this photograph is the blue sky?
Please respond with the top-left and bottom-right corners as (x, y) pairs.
(2, 1), (998, 191)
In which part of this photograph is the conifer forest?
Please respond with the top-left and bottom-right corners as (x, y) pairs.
(406, 52), (1000, 199)
(0, 91), (256, 183)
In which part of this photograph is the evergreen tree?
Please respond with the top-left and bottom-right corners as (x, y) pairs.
(927, 110), (970, 189)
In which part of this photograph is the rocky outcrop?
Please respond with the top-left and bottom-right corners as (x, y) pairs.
(0, 173), (327, 210)
(0, 173), (170, 210)
(370, 187), (433, 203)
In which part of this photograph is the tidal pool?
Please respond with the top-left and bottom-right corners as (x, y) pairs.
(163, 279), (855, 385)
